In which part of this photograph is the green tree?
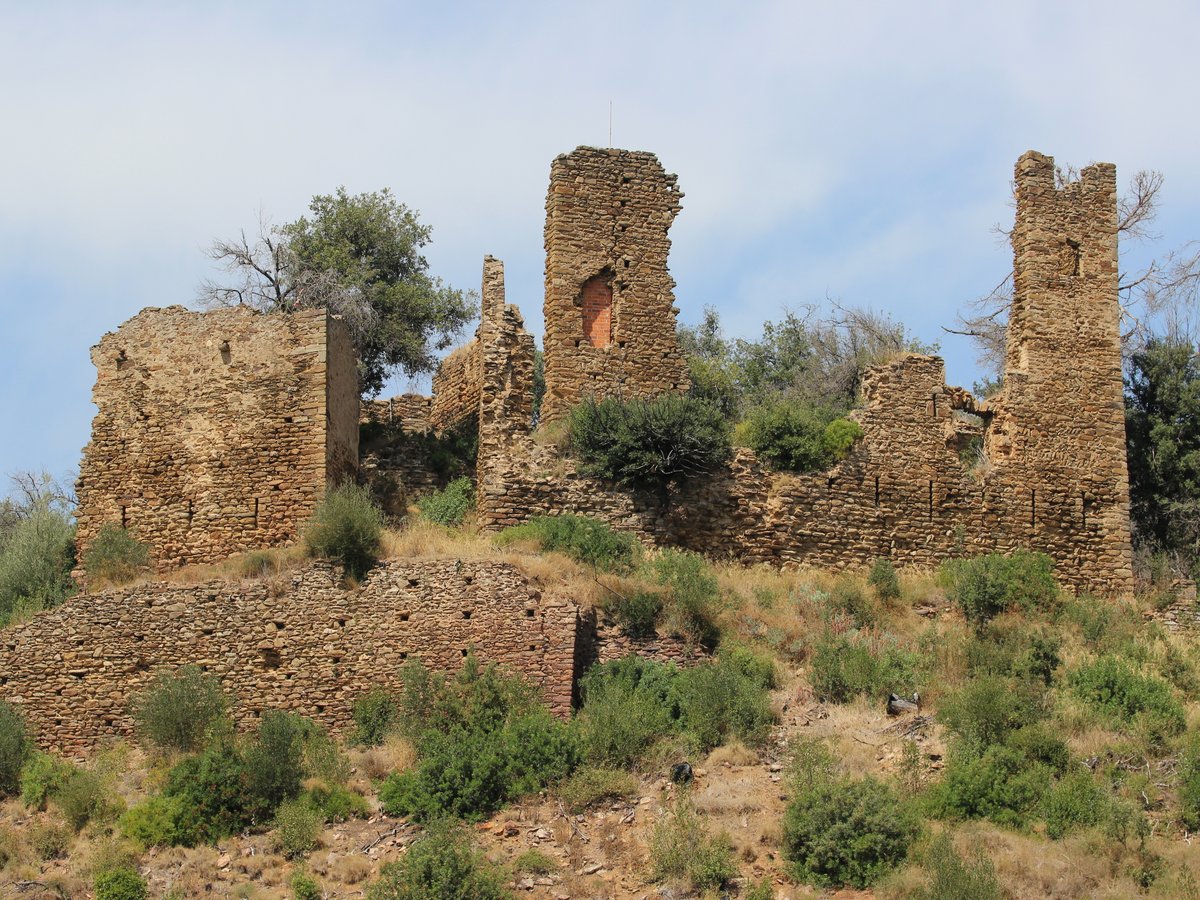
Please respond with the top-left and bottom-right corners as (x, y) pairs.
(0, 472), (76, 624)
(202, 188), (474, 396)
(1125, 337), (1200, 574)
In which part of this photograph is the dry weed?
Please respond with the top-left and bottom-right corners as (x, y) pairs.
(706, 741), (759, 768)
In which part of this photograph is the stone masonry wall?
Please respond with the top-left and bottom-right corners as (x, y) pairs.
(430, 342), (481, 434)
(475, 151), (1136, 595)
(1, 561), (577, 754)
(541, 147), (689, 423)
(75, 306), (358, 572)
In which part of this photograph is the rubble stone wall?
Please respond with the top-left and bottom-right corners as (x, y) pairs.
(1, 561), (577, 754)
(541, 147), (689, 423)
(75, 306), (358, 572)
(430, 341), (481, 434)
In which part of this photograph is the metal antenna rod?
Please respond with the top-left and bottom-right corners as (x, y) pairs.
(608, 100), (612, 147)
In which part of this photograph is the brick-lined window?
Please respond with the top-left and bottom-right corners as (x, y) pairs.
(581, 275), (613, 348)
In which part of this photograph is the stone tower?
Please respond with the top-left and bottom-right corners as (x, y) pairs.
(540, 147), (689, 423)
(986, 151), (1133, 591)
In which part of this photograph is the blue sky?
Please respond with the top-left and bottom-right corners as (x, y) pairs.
(2, 0), (1198, 488)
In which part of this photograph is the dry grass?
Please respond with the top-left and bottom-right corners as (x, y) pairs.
(353, 734), (417, 783)
(706, 741), (759, 768)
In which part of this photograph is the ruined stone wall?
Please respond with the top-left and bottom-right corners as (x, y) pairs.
(474, 150), (1136, 595)
(430, 342), (481, 434)
(985, 152), (1134, 592)
(75, 306), (358, 572)
(362, 393), (433, 434)
(1, 561), (577, 754)
(541, 147), (689, 423)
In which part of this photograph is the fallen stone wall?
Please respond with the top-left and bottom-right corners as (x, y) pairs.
(0, 560), (577, 754)
(430, 341), (481, 434)
(75, 306), (358, 572)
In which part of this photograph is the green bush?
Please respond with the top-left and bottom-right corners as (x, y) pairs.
(0, 701), (31, 796)
(568, 394), (732, 495)
(558, 766), (639, 812)
(365, 819), (511, 900)
(496, 514), (637, 573)
(926, 744), (1051, 828)
(83, 524), (150, 585)
(119, 795), (190, 849)
(56, 769), (122, 830)
(305, 783), (370, 822)
(828, 578), (878, 628)
(647, 548), (723, 647)
(20, 752), (76, 810)
(674, 652), (775, 750)
(737, 399), (862, 472)
(610, 589), (663, 638)
(1069, 656), (1186, 741)
(352, 687), (398, 747)
(1042, 769), (1109, 839)
(273, 797), (323, 858)
(782, 775), (919, 888)
(0, 500), (75, 624)
(513, 848), (558, 874)
(573, 657), (678, 768)
(939, 550), (1058, 628)
(937, 676), (1046, 750)
(291, 870), (322, 900)
(867, 558), (901, 603)
(379, 657), (577, 822)
(164, 741), (256, 843)
(94, 867), (148, 900)
(809, 630), (920, 703)
(911, 833), (1002, 900)
(418, 477), (474, 527)
(244, 710), (308, 819)
(134, 665), (229, 753)
(1181, 740), (1200, 831)
(649, 794), (737, 892)
(965, 622), (1062, 686)
(304, 482), (385, 578)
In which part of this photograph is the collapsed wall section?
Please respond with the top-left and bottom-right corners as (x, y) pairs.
(541, 147), (689, 423)
(75, 306), (358, 571)
(1, 561), (577, 754)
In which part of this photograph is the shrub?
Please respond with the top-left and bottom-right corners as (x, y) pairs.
(380, 657), (577, 822)
(674, 653), (775, 750)
(244, 710), (307, 818)
(927, 744), (1051, 827)
(1069, 656), (1186, 740)
(119, 795), (190, 849)
(164, 741), (256, 843)
(649, 794), (737, 892)
(497, 514), (637, 573)
(939, 550), (1058, 628)
(134, 665), (229, 753)
(0, 501), (75, 624)
(28, 820), (71, 860)
(1042, 769), (1109, 839)
(648, 548), (723, 647)
(611, 589), (663, 638)
(1181, 740), (1200, 830)
(911, 833), (1002, 900)
(365, 819), (510, 900)
(828, 578), (878, 628)
(809, 630), (920, 704)
(782, 775), (919, 888)
(513, 848), (558, 874)
(418, 477), (474, 527)
(868, 558), (901, 602)
(304, 482), (384, 579)
(291, 870), (322, 900)
(937, 676), (1046, 750)
(737, 399), (862, 472)
(83, 524), (150, 585)
(568, 394), (732, 496)
(558, 766), (639, 812)
(574, 656), (679, 768)
(966, 622), (1062, 686)
(273, 797), (323, 858)
(56, 769), (122, 830)
(352, 687), (398, 747)
(94, 867), (148, 900)
(20, 752), (74, 810)
(306, 783), (370, 822)
(0, 701), (30, 796)
(237, 550), (278, 578)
